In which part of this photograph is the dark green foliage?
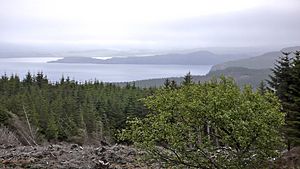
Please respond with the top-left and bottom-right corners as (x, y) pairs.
(268, 52), (292, 102)
(0, 73), (150, 143)
(182, 71), (193, 86)
(258, 80), (267, 95)
(0, 108), (11, 124)
(288, 51), (300, 146)
(268, 51), (300, 148)
(170, 80), (177, 89)
(164, 79), (178, 90)
(163, 79), (171, 88)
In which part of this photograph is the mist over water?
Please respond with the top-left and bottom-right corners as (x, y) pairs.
(0, 57), (62, 63)
(0, 58), (211, 82)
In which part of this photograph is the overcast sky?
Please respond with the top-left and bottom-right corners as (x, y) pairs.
(0, 0), (299, 49)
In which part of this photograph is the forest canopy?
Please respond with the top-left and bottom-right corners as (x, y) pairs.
(0, 72), (152, 144)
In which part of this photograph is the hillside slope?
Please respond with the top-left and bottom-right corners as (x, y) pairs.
(118, 67), (271, 88)
(211, 46), (300, 71)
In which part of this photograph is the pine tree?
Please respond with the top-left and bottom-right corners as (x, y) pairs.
(182, 72), (193, 86)
(268, 52), (292, 94)
(35, 72), (48, 88)
(46, 112), (58, 140)
(288, 51), (300, 146)
(164, 79), (171, 88)
(24, 72), (33, 85)
(268, 52), (294, 149)
(258, 80), (267, 95)
(170, 80), (177, 89)
(0, 71), (150, 143)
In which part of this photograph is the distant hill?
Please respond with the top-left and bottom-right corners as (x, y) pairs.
(49, 51), (249, 65)
(211, 46), (300, 71)
(118, 67), (272, 89)
(116, 46), (300, 88)
(0, 42), (165, 58)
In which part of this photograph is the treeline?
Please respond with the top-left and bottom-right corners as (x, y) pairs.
(0, 72), (152, 144)
(119, 67), (271, 89)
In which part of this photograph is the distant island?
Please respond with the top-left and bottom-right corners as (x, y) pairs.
(49, 50), (248, 65)
(49, 46), (300, 67)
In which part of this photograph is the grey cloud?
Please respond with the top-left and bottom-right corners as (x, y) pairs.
(134, 8), (300, 47)
(0, 1), (299, 48)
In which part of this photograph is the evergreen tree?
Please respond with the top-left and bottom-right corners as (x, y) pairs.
(258, 80), (267, 95)
(35, 72), (48, 88)
(164, 79), (171, 88)
(170, 80), (177, 89)
(288, 51), (300, 146)
(268, 52), (292, 94)
(182, 71), (193, 86)
(23, 72), (33, 85)
(268, 51), (300, 149)
(0, 72), (150, 143)
(46, 111), (58, 140)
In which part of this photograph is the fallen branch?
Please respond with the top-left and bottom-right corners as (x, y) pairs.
(23, 105), (38, 146)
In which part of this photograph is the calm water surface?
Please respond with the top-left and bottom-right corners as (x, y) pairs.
(0, 58), (212, 82)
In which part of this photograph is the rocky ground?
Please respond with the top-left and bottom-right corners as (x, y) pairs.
(1, 143), (299, 169)
(0, 143), (148, 169)
(272, 146), (300, 169)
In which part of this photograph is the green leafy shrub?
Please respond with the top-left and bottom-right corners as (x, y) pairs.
(120, 77), (285, 168)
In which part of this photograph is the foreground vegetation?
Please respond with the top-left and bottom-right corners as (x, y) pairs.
(118, 51), (300, 168)
(0, 51), (300, 168)
(120, 77), (285, 168)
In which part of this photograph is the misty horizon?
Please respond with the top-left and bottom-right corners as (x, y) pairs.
(1, 0), (300, 50)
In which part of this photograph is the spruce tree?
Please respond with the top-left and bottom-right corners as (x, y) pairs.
(46, 112), (58, 140)
(268, 52), (294, 149)
(288, 51), (300, 146)
(170, 80), (177, 89)
(258, 80), (267, 95)
(0, 71), (150, 143)
(24, 72), (33, 85)
(164, 79), (171, 88)
(182, 72), (193, 86)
